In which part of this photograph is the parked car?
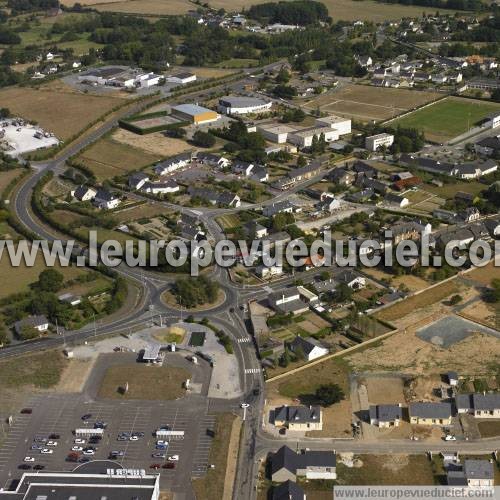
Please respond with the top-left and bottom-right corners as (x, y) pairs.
(24, 457), (35, 462)
(46, 441), (58, 447)
(150, 464), (161, 470)
(168, 455), (179, 461)
(41, 449), (53, 455)
(18, 464), (32, 470)
(48, 434), (60, 440)
(162, 462), (175, 469)
(152, 452), (166, 459)
(72, 446), (83, 452)
(74, 439), (86, 445)
(79, 457), (90, 463)
(20, 408), (33, 414)
(83, 449), (95, 456)
(129, 436), (139, 441)
(81, 414), (92, 421)
(444, 435), (457, 441)
(33, 464), (45, 470)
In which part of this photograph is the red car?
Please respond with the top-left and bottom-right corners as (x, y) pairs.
(149, 464), (161, 470)
(162, 462), (175, 469)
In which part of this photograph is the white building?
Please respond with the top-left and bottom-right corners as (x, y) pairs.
(154, 153), (192, 176)
(287, 336), (328, 362)
(257, 124), (295, 144)
(288, 126), (339, 148)
(142, 180), (180, 194)
(165, 72), (197, 84)
(218, 96), (272, 115)
(315, 115), (352, 136)
(93, 189), (120, 210)
(487, 112), (500, 129)
(72, 185), (97, 202)
(256, 265), (283, 279)
(365, 133), (394, 151)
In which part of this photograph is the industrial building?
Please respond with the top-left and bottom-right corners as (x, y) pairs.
(165, 71), (197, 84)
(171, 104), (219, 125)
(218, 95), (272, 115)
(288, 126), (339, 148)
(78, 67), (161, 88)
(315, 115), (352, 136)
(258, 124), (295, 144)
(0, 466), (160, 500)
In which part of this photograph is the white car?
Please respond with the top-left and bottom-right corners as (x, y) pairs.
(240, 403), (250, 409)
(71, 446), (83, 452)
(83, 449), (95, 455)
(444, 435), (456, 441)
(129, 436), (139, 441)
(74, 439), (86, 445)
(41, 449), (53, 454)
(24, 457), (35, 462)
(46, 441), (58, 447)
(167, 455), (179, 461)
(156, 440), (167, 446)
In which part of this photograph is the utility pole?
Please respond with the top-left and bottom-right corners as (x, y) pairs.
(93, 313), (97, 339)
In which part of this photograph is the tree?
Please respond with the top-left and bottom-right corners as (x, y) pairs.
(18, 325), (39, 341)
(275, 67), (291, 84)
(336, 283), (353, 302)
(192, 130), (216, 148)
(37, 269), (64, 292)
(273, 84), (297, 99)
(0, 323), (8, 346)
(484, 279), (500, 303)
(315, 383), (345, 406)
(491, 89), (500, 103)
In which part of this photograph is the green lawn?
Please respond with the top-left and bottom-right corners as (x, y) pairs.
(394, 97), (500, 143)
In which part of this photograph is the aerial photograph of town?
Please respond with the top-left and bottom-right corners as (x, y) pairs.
(0, 0), (499, 498)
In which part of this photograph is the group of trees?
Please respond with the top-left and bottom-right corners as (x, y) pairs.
(173, 276), (220, 308)
(215, 120), (266, 163)
(375, 0), (485, 11)
(192, 130), (216, 148)
(484, 279), (500, 303)
(247, 0), (330, 26)
(7, 0), (58, 13)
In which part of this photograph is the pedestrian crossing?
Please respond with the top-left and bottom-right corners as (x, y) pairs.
(245, 368), (262, 374)
(237, 337), (251, 343)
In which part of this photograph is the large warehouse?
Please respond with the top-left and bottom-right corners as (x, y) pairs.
(171, 104), (220, 125)
(218, 95), (272, 115)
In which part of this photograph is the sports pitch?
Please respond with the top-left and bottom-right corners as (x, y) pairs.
(392, 96), (500, 143)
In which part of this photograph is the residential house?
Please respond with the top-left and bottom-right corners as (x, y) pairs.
(329, 168), (355, 186)
(128, 172), (150, 190)
(154, 153), (192, 176)
(316, 193), (340, 212)
(336, 270), (366, 289)
(346, 187), (374, 203)
(188, 187), (240, 207)
(269, 288), (308, 315)
(252, 165), (269, 183)
(197, 152), (230, 168)
(456, 393), (500, 418)
(14, 315), (49, 336)
(271, 446), (337, 482)
(256, 265), (283, 279)
(274, 405), (323, 431)
(446, 371), (459, 386)
(244, 221), (268, 239)
(286, 336), (328, 361)
(447, 460), (494, 487)
(58, 293), (81, 306)
(314, 278), (338, 295)
(385, 193), (409, 208)
(408, 402), (453, 425)
(475, 136), (500, 157)
(232, 161), (254, 177)
(72, 185), (97, 202)
(485, 217), (500, 238)
(263, 200), (296, 217)
(458, 207), (480, 223)
(352, 160), (377, 178)
(272, 481), (306, 500)
(93, 189), (120, 210)
(369, 404), (403, 428)
(142, 180), (180, 195)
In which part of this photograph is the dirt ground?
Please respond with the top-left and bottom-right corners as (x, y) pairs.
(54, 357), (96, 393)
(460, 301), (497, 329)
(467, 261), (500, 286)
(222, 416), (242, 500)
(348, 329), (500, 377)
(363, 376), (406, 405)
(363, 268), (430, 292)
(112, 128), (192, 157)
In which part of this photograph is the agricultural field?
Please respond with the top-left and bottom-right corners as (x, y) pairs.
(75, 136), (161, 181)
(304, 84), (438, 122)
(83, 0), (459, 21)
(0, 168), (23, 196)
(393, 97), (500, 143)
(0, 85), (123, 140)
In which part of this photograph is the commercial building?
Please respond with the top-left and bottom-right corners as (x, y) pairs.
(288, 126), (339, 148)
(365, 133), (394, 151)
(218, 95), (272, 115)
(165, 71), (197, 84)
(78, 67), (161, 88)
(315, 115), (352, 136)
(274, 405), (323, 431)
(171, 104), (219, 125)
(0, 467), (160, 500)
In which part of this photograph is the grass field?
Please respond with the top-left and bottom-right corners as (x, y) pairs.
(0, 246), (86, 299)
(0, 350), (68, 389)
(97, 363), (189, 400)
(393, 97), (500, 143)
(76, 137), (161, 181)
(375, 281), (459, 322)
(478, 421), (500, 438)
(0, 86), (122, 140)
(304, 84), (438, 122)
(0, 168), (23, 196)
(424, 180), (486, 199)
(192, 413), (239, 500)
(86, 0), (460, 21)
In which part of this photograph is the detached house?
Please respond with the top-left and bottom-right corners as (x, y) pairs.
(447, 460), (494, 488)
(271, 446), (337, 482)
(336, 270), (366, 289)
(456, 393), (500, 418)
(272, 481), (306, 500)
(93, 189), (120, 210)
(286, 336), (328, 362)
(128, 172), (150, 190)
(274, 405), (323, 431)
(14, 315), (49, 336)
(369, 404), (403, 428)
(72, 185), (97, 202)
(409, 402), (453, 426)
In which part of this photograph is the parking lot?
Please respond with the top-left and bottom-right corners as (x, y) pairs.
(0, 390), (240, 493)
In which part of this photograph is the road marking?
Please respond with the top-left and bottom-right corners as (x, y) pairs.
(244, 368), (262, 374)
(237, 338), (251, 343)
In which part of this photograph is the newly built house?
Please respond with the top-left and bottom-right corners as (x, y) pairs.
(273, 405), (323, 431)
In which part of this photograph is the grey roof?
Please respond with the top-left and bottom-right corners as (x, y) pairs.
(287, 336), (326, 356)
(385, 193), (407, 204)
(172, 103), (213, 116)
(369, 404), (403, 423)
(271, 446), (336, 477)
(219, 95), (268, 107)
(314, 279), (337, 293)
(14, 315), (48, 331)
(336, 269), (362, 285)
(464, 459), (494, 480)
(273, 480), (305, 500)
(129, 172), (149, 187)
(270, 287), (300, 302)
(156, 152), (192, 169)
(455, 393), (473, 412)
(409, 402), (452, 419)
(73, 185), (94, 199)
(274, 405), (322, 424)
(472, 393), (500, 411)
(477, 136), (500, 151)
(94, 188), (117, 202)
(82, 66), (124, 79)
